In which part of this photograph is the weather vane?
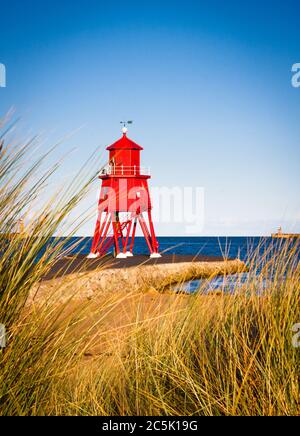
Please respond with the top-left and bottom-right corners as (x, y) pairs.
(120, 120), (133, 134)
(120, 120), (133, 127)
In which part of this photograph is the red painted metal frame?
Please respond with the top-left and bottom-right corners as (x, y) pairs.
(90, 132), (159, 257)
(91, 212), (159, 257)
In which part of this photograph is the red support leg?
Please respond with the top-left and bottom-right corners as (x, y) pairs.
(129, 217), (137, 254)
(138, 214), (154, 254)
(112, 213), (126, 258)
(116, 212), (126, 250)
(97, 213), (111, 255)
(147, 210), (159, 253)
(100, 233), (115, 255)
(139, 213), (151, 240)
(90, 216), (101, 254)
(90, 211), (107, 254)
(112, 221), (119, 255)
(123, 216), (133, 255)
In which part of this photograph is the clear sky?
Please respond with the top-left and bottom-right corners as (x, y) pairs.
(0, 0), (299, 236)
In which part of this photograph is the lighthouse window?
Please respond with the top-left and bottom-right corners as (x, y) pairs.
(136, 191), (141, 198)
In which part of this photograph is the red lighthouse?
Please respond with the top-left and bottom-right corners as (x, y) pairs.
(88, 124), (161, 259)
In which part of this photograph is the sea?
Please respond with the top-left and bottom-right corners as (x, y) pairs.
(58, 236), (298, 293)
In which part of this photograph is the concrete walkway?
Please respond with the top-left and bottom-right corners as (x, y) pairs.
(42, 253), (230, 280)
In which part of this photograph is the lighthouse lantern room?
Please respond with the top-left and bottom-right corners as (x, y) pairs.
(88, 124), (161, 259)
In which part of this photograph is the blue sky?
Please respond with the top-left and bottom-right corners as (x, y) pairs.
(0, 0), (299, 235)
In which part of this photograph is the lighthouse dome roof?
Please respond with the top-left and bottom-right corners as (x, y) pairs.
(106, 133), (143, 151)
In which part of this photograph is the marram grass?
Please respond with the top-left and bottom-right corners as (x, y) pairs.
(0, 123), (299, 416)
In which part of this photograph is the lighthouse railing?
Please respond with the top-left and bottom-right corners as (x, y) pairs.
(99, 165), (151, 176)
